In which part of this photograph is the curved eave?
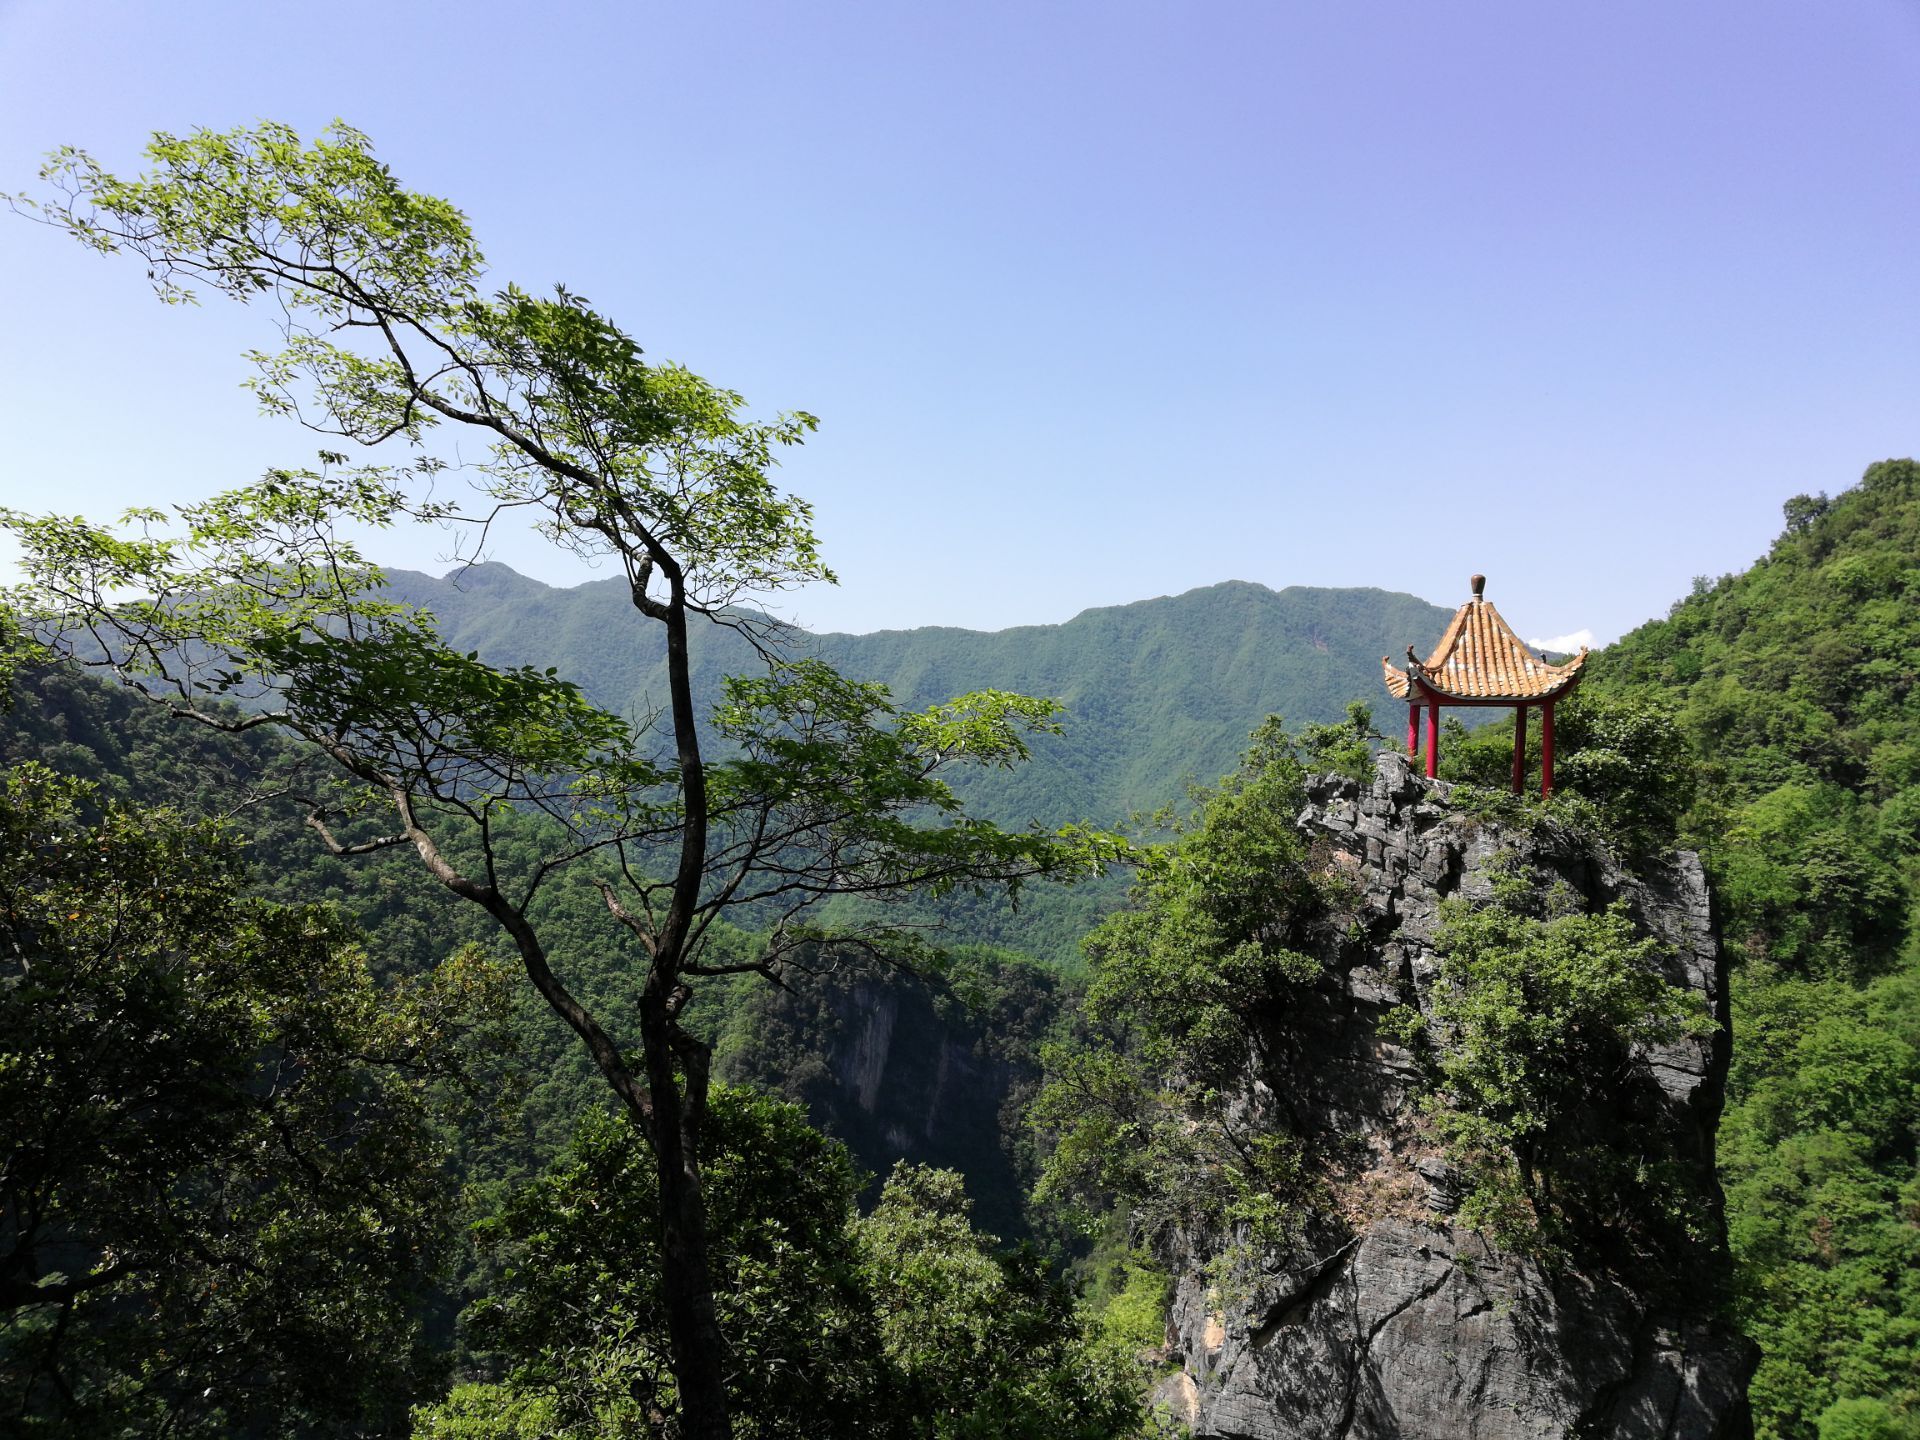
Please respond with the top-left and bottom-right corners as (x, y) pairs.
(1382, 657), (1411, 700)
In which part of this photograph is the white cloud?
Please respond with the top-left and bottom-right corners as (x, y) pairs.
(1528, 628), (1595, 654)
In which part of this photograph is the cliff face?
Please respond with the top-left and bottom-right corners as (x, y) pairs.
(718, 963), (1062, 1239)
(1158, 753), (1755, 1439)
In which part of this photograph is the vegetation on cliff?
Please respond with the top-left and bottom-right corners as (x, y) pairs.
(1394, 874), (1715, 1257)
(1037, 715), (1722, 1286)
(1030, 720), (1350, 1259)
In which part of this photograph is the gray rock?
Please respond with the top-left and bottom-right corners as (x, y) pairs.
(1166, 752), (1754, 1439)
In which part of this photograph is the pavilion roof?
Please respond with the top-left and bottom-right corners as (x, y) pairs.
(1383, 577), (1588, 704)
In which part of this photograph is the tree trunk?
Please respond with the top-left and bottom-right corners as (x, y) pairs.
(642, 989), (732, 1440)
(655, 1145), (731, 1440)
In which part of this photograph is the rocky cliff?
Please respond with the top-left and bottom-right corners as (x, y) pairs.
(1156, 753), (1755, 1439)
(717, 960), (1064, 1239)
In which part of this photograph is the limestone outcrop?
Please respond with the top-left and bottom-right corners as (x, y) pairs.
(1157, 752), (1755, 1439)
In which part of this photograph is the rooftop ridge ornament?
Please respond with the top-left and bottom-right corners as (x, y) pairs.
(1382, 575), (1588, 793)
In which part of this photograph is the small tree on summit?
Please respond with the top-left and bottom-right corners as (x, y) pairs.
(4, 122), (1123, 1439)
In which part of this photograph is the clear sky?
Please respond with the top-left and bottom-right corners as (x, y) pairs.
(2, 0), (1916, 647)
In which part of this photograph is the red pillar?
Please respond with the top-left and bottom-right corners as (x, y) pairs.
(1424, 702), (1440, 779)
(1511, 703), (1528, 794)
(1541, 699), (1556, 796)
(1407, 703), (1420, 759)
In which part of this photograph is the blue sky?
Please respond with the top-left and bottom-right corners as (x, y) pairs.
(2, 0), (1916, 647)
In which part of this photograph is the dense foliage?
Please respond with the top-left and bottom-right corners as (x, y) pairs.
(448, 1091), (878, 1437)
(1435, 688), (1696, 857)
(418, 1091), (1144, 1439)
(1031, 720), (1350, 1261)
(0, 764), (515, 1435)
(1392, 868), (1715, 1256)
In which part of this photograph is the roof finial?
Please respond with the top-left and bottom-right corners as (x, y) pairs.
(1470, 573), (1486, 600)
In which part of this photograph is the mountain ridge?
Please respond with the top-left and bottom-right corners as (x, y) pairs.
(379, 562), (1457, 835)
(387, 561), (1441, 642)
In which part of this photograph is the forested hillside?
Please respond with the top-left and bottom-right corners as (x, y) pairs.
(1593, 460), (1920, 1440)
(383, 566), (1452, 829)
(0, 667), (1070, 1211)
(0, 658), (1140, 1434)
(372, 570), (1452, 965)
(1431, 459), (1920, 1439)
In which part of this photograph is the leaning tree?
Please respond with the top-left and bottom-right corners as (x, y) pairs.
(4, 122), (1122, 1439)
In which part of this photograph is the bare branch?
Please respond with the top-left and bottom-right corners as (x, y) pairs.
(303, 812), (409, 857)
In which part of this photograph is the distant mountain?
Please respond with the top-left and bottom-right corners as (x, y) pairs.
(382, 564), (1454, 830)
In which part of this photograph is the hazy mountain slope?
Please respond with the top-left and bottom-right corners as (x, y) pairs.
(381, 565), (1454, 829)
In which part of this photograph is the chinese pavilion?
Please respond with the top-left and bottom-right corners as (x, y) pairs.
(1382, 575), (1587, 794)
